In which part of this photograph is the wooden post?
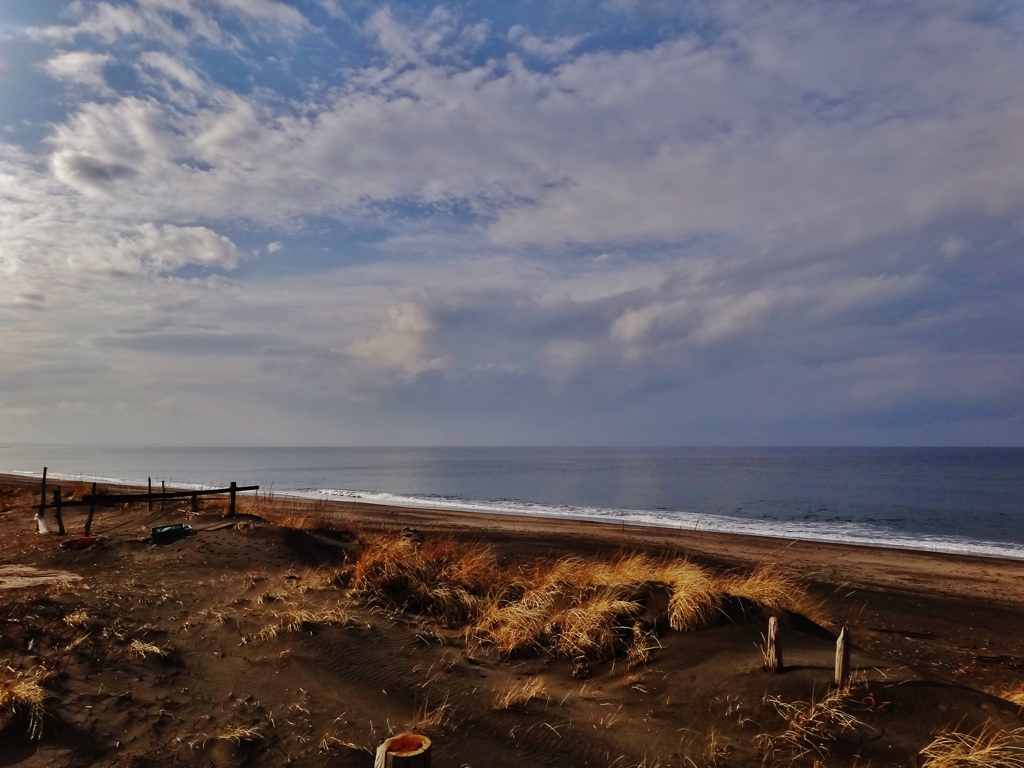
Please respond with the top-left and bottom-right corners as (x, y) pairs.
(191, 493), (199, 516)
(161, 480), (166, 512)
(53, 488), (65, 535)
(148, 477), (152, 512)
(835, 626), (850, 687)
(765, 616), (783, 673)
(39, 467), (48, 523)
(85, 482), (97, 536)
(375, 733), (431, 768)
(228, 482), (237, 517)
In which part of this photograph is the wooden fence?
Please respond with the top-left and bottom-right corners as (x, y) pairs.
(32, 466), (258, 536)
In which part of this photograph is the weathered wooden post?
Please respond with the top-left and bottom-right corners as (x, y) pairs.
(52, 488), (65, 535)
(191, 493), (199, 516)
(228, 482), (237, 517)
(835, 626), (850, 687)
(765, 616), (783, 673)
(38, 467), (48, 524)
(161, 480), (166, 512)
(148, 477), (153, 512)
(85, 482), (97, 536)
(374, 733), (431, 768)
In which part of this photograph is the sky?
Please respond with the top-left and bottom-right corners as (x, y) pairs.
(0, 0), (1022, 447)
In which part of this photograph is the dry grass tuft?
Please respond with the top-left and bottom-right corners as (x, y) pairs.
(63, 609), (92, 628)
(1001, 683), (1024, 709)
(493, 678), (548, 710)
(552, 588), (644, 661)
(126, 639), (166, 659)
(717, 564), (810, 618)
(658, 559), (721, 631)
(219, 725), (263, 744)
(920, 726), (1024, 768)
(0, 666), (48, 740)
(354, 535), (498, 626)
(756, 680), (868, 764)
(254, 602), (353, 642)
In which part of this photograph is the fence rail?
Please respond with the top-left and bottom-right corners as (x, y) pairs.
(32, 466), (258, 536)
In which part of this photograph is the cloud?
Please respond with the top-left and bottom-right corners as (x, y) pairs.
(41, 51), (112, 91)
(2, 0), (1023, 444)
(508, 25), (583, 58)
(349, 302), (446, 379)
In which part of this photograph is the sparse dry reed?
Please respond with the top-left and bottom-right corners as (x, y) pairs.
(0, 666), (48, 740)
(254, 602), (353, 642)
(219, 725), (263, 744)
(756, 680), (868, 764)
(493, 678), (548, 710)
(920, 726), (1024, 768)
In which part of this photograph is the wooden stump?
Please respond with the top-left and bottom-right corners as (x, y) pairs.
(374, 733), (431, 768)
(85, 482), (97, 536)
(765, 615), (783, 673)
(53, 488), (66, 536)
(835, 626), (850, 687)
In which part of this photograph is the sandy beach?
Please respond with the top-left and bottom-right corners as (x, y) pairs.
(2, 472), (1023, 767)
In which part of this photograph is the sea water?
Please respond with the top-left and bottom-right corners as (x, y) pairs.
(3, 445), (1023, 560)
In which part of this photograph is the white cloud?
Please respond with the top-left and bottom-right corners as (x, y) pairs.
(267, 241), (282, 253)
(508, 25), (583, 58)
(349, 302), (446, 379)
(41, 51), (112, 91)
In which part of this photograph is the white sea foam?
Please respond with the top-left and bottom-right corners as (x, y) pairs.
(306, 487), (1024, 561)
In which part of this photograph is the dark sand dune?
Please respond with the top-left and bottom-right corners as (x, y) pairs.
(1, 474), (1023, 767)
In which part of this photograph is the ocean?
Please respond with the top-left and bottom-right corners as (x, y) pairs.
(3, 445), (1023, 560)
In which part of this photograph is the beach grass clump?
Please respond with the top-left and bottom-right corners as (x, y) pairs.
(658, 559), (721, 631)
(354, 534), (812, 666)
(551, 587), (645, 661)
(0, 666), (48, 740)
(919, 726), (1024, 768)
(354, 534), (499, 626)
(717, 564), (811, 618)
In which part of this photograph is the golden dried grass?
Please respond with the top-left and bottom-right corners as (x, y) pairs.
(1001, 683), (1024, 708)
(717, 564), (810, 617)
(0, 666), (48, 740)
(254, 602), (353, 642)
(493, 678), (548, 710)
(126, 639), (166, 659)
(920, 726), (1024, 768)
(756, 680), (868, 764)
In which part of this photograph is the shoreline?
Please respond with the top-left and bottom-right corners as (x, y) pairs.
(6, 470), (1024, 610)
(7, 466), (1024, 563)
